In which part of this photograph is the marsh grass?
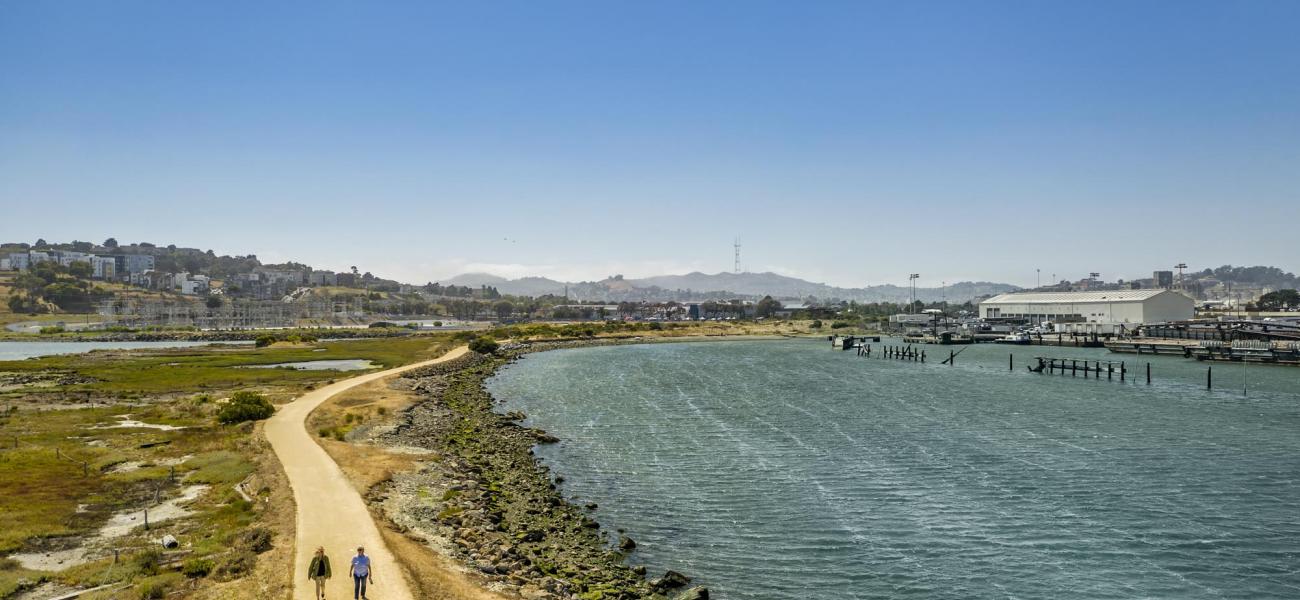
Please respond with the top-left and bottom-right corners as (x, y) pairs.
(0, 335), (454, 398)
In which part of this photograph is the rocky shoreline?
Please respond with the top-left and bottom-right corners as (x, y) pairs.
(370, 340), (710, 600)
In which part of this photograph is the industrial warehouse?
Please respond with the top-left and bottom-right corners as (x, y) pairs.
(979, 289), (1196, 334)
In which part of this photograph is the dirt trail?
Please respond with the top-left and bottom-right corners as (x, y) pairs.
(265, 346), (468, 600)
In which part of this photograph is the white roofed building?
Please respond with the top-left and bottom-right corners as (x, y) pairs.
(979, 290), (1194, 334)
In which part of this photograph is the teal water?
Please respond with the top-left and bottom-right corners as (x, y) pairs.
(487, 339), (1300, 599)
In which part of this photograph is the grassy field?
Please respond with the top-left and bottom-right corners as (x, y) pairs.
(0, 396), (279, 598)
(0, 334), (457, 599)
(0, 335), (455, 402)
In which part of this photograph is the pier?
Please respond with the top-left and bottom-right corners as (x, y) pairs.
(1027, 356), (1130, 380)
(1107, 338), (1300, 365)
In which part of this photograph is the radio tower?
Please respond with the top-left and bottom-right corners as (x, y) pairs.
(733, 237), (742, 274)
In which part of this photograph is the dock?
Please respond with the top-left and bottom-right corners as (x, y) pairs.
(1106, 338), (1300, 365)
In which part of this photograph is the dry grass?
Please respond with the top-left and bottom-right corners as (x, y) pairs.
(308, 375), (510, 600)
(188, 428), (295, 600)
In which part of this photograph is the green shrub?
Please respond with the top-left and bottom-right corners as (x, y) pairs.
(135, 574), (179, 600)
(39, 326), (66, 335)
(132, 549), (162, 576)
(468, 336), (499, 355)
(830, 321), (852, 329)
(254, 334), (276, 348)
(810, 319), (823, 329)
(181, 557), (214, 578)
(217, 391), (275, 425)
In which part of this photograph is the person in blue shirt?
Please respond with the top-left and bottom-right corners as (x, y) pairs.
(350, 546), (373, 600)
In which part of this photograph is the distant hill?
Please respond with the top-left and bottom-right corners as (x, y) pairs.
(441, 271), (1018, 303)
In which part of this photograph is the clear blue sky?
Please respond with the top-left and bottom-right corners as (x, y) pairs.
(2, 1), (1297, 288)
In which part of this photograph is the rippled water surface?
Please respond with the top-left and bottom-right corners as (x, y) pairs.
(488, 339), (1300, 599)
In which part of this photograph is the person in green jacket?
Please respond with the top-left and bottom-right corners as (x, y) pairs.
(307, 546), (332, 599)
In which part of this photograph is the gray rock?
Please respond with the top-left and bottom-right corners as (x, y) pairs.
(675, 587), (709, 600)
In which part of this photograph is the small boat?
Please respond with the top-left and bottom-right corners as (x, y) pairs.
(994, 332), (1032, 345)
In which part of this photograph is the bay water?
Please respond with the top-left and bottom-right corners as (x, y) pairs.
(488, 338), (1300, 599)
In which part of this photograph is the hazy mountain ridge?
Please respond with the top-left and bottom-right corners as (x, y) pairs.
(440, 271), (1019, 303)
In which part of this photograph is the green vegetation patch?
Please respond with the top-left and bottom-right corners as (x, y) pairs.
(0, 335), (453, 397)
(182, 451), (254, 485)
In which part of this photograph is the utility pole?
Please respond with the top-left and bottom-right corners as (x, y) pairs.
(909, 274), (919, 313)
(1036, 268), (1041, 289)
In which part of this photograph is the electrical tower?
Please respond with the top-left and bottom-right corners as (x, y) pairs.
(733, 237), (742, 274)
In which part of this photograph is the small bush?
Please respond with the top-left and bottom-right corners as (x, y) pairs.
(181, 557), (214, 578)
(830, 321), (852, 329)
(468, 336), (499, 355)
(254, 334), (276, 348)
(236, 527), (273, 554)
(376, 406), (388, 416)
(39, 325), (66, 335)
(132, 549), (162, 576)
(214, 551), (256, 579)
(810, 319), (823, 329)
(0, 557), (19, 571)
(136, 574), (179, 600)
(217, 391), (275, 425)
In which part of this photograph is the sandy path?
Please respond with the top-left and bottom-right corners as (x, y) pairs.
(266, 346), (469, 600)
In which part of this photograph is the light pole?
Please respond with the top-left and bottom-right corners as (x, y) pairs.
(909, 274), (919, 313)
(1175, 263), (1187, 290)
(1036, 268), (1041, 289)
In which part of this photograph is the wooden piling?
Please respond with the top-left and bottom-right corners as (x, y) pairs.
(1120, 361), (1126, 381)
(1072, 360), (1077, 376)
(1207, 366), (1212, 389)
(1009, 353), (1014, 371)
(949, 349), (954, 365)
(1146, 362), (1151, 384)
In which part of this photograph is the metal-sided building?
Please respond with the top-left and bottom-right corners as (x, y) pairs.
(979, 290), (1195, 334)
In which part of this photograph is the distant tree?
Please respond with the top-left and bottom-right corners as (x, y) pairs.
(493, 300), (514, 319)
(103, 238), (119, 248)
(1256, 289), (1300, 311)
(7, 294), (27, 313)
(69, 241), (93, 253)
(206, 296), (224, 310)
(34, 238), (48, 248)
(43, 282), (89, 309)
(32, 262), (64, 285)
(67, 261), (94, 280)
(755, 295), (782, 318)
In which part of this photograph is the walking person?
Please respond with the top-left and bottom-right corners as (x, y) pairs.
(350, 546), (373, 600)
(307, 547), (332, 599)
